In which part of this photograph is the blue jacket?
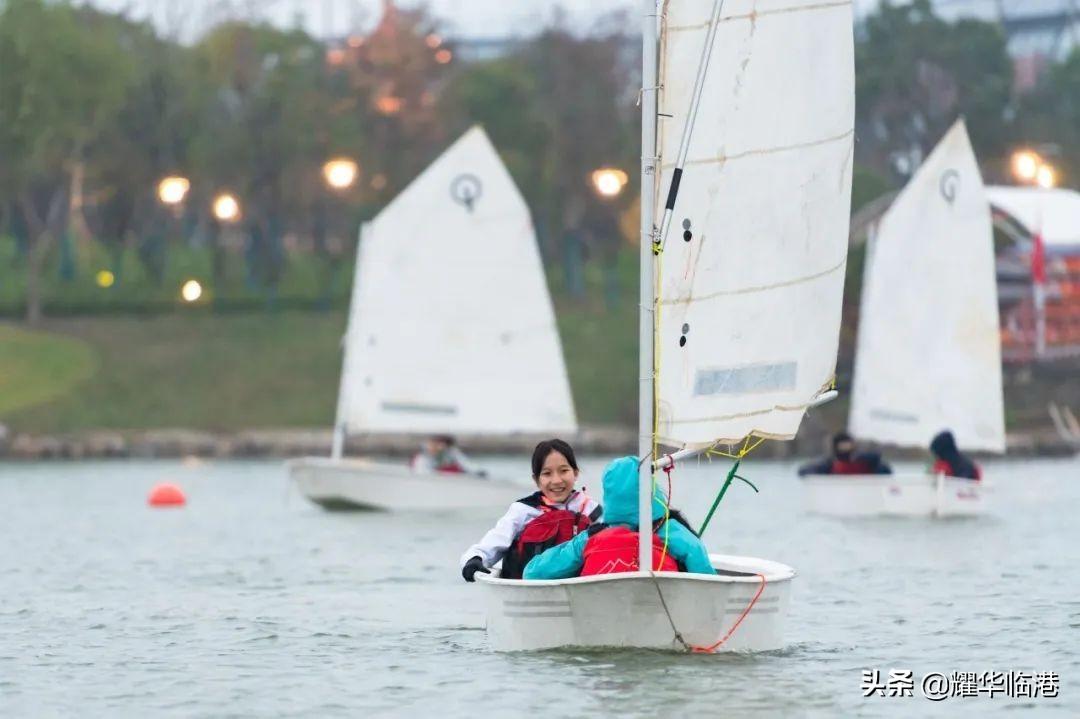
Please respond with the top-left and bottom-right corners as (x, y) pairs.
(522, 456), (717, 579)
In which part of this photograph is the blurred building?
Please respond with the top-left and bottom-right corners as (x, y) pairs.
(990, 187), (1080, 363)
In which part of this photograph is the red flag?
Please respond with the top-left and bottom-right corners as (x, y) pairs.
(1032, 230), (1047, 285)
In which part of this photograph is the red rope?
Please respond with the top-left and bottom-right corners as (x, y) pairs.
(691, 572), (767, 653)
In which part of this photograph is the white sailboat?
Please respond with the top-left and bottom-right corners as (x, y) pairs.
(477, 0), (855, 652)
(802, 120), (1005, 518)
(290, 127), (577, 511)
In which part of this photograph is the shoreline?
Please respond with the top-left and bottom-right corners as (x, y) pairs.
(0, 426), (1074, 461)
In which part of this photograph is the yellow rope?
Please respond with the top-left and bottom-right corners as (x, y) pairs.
(650, 232), (771, 567)
(704, 435), (767, 461)
(653, 235), (671, 569)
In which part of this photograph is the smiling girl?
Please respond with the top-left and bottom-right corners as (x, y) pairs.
(460, 439), (602, 581)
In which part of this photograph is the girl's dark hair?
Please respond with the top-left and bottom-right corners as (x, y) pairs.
(666, 509), (698, 537)
(531, 438), (579, 479)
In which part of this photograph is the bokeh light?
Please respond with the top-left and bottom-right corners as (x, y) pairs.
(591, 168), (629, 198)
(212, 194), (241, 223)
(181, 280), (203, 303)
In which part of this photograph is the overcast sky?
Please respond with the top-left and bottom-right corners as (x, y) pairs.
(82, 0), (884, 41)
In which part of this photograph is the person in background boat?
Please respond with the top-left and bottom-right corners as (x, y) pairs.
(929, 430), (982, 480)
(797, 432), (892, 476)
(411, 435), (484, 476)
(460, 439), (601, 582)
(522, 455), (716, 580)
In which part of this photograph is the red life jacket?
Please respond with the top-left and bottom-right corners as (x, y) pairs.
(435, 462), (465, 474)
(933, 459), (982, 481)
(499, 495), (597, 579)
(580, 525), (679, 576)
(830, 457), (874, 475)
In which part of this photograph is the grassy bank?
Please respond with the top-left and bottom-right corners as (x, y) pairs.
(0, 326), (98, 418)
(3, 313), (347, 432)
(0, 252), (640, 432)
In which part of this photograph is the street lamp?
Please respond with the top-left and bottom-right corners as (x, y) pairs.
(212, 193), (241, 223)
(1036, 164), (1058, 189)
(181, 279), (203, 303)
(158, 176), (190, 206)
(323, 158), (360, 190)
(591, 168), (629, 198)
(1011, 149), (1058, 190)
(1011, 150), (1041, 184)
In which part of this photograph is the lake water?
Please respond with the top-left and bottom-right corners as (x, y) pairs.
(2, 455), (1077, 717)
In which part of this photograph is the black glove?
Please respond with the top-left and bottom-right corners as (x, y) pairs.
(462, 556), (490, 583)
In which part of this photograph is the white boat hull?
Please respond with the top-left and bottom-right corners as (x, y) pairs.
(476, 554), (794, 652)
(288, 457), (525, 511)
(801, 473), (986, 517)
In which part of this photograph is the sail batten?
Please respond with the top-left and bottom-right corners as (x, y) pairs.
(660, 128), (854, 170)
(659, 257), (846, 305)
(653, 0), (855, 449)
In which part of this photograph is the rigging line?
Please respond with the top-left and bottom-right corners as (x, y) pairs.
(649, 571), (691, 652)
(656, 0), (726, 255)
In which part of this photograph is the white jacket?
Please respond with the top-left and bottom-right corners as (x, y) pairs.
(459, 490), (602, 569)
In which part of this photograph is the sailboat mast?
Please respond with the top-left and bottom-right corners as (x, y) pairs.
(332, 224), (364, 459)
(638, 0), (659, 573)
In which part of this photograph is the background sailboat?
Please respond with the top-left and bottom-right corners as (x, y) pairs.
(478, 0), (855, 652)
(803, 119), (1005, 518)
(290, 126), (577, 511)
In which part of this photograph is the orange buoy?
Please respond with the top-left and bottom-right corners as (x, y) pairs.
(148, 483), (186, 507)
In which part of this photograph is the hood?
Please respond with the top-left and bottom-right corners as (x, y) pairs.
(600, 456), (667, 528)
(930, 430), (958, 459)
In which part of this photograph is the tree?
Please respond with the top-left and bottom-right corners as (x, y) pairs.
(80, 8), (211, 285)
(190, 22), (333, 293)
(522, 24), (637, 264)
(1016, 49), (1080, 188)
(856, 0), (1013, 178)
(331, 2), (453, 194)
(0, 0), (134, 323)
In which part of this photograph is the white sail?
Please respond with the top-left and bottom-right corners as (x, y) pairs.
(849, 120), (1005, 453)
(653, 0), (855, 448)
(336, 126), (577, 435)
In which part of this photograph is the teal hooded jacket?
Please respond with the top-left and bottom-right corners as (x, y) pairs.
(522, 456), (717, 580)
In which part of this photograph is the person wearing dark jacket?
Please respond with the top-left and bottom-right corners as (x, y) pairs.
(797, 432), (893, 476)
(929, 430), (982, 480)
